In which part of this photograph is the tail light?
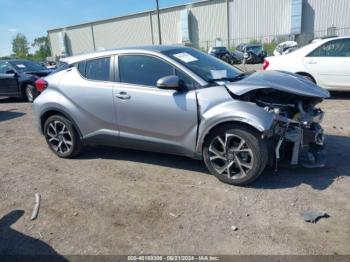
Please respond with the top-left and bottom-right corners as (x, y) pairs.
(263, 59), (270, 70)
(35, 79), (48, 92)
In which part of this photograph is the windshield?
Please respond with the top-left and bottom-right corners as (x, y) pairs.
(9, 60), (47, 72)
(163, 47), (241, 82)
(246, 45), (263, 54)
(212, 47), (226, 52)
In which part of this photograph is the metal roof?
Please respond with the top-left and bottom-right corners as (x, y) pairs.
(47, 0), (211, 33)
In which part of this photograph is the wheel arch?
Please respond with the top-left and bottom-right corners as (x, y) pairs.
(40, 108), (83, 138)
(196, 119), (266, 155)
(295, 71), (316, 84)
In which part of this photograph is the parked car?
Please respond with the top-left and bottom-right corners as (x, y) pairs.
(236, 43), (266, 64)
(33, 46), (329, 186)
(273, 41), (299, 56)
(264, 36), (350, 91)
(208, 46), (243, 64)
(0, 60), (52, 102)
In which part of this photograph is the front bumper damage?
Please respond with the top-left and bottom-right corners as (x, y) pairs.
(269, 109), (326, 170)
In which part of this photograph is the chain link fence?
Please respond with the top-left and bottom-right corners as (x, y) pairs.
(193, 26), (350, 55)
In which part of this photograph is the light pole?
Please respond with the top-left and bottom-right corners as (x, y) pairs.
(156, 0), (162, 45)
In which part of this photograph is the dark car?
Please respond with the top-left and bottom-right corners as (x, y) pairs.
(0, 60), (52, 102)
(236, 43), (266, 64)
(208, 47), (242, 64)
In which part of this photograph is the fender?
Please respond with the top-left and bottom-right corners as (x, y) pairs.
(195, 100), (275, 154)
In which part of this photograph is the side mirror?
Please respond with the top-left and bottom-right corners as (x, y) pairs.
(156, 75), (183, 90)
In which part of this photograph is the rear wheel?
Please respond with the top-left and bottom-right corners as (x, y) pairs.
(44, 115), (82, 158)
(298, 73), (316, 84)
(203, 124), (268, 186)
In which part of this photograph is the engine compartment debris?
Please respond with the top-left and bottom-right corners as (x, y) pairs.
(301, 211), (330, 223)
(236, 88), (326, 170)
(31, 193), (41, 220)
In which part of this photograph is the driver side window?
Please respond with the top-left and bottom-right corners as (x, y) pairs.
(118, 55), (194, 89)
(0, 62), (12, 74)
(119, 55), (174, 87)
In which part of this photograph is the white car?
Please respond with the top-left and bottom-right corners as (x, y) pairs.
(264, 36), (350, 91)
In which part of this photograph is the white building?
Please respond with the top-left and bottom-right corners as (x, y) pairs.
(48, 0), (350, 58)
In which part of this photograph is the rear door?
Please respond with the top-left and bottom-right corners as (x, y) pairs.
(0, 62), (19, 96)
(58, 56), (118, 141)
(113, 54), (198, 156)
(304, 38), (350, 89)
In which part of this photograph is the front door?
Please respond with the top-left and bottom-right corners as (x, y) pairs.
(113, 54), (198, 156)
(0, 62), (19, 96)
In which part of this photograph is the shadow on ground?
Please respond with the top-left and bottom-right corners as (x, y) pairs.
(80, 146), (207, 173)
(0, 210), (67, 260)
(0, 97), (26, 104)
(0, 110), (25, 122)
(328, 91), (350, 100)
(77, 134), (349, 191)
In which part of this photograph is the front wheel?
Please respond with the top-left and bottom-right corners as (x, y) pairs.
(24, 84), (37, 102)
(44, 115), (82, 158)
(203, 124), (268, 186)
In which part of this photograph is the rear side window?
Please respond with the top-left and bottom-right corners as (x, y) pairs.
(84, 57), (110, 81)
(308, 39), (350, 57)
(118, 55), (174, 86)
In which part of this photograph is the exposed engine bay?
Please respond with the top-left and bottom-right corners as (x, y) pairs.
(237, 88), (326, 169)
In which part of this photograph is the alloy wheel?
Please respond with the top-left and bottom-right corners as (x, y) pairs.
(208, 133), (254, 179)
(46, 120), (73, 154)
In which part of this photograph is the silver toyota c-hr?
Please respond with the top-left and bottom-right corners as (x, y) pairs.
(33, 46), (329, 186)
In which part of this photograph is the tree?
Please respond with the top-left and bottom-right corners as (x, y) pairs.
(12, 33), (29, 58)
(32, 36), (51, 61)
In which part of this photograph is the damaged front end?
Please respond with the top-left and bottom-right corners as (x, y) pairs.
(233, 88), (327, 169)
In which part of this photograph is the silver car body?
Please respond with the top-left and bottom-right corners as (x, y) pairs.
(33, 46), (329, 166)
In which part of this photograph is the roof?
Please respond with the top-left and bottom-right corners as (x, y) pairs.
(60, 45), (187, 64)
(2, 59), (35, 63)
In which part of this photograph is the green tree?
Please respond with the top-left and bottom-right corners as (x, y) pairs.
(32, 36), (51, 61)
(12, 33), (29, 58)
(249, 39), (261, 44)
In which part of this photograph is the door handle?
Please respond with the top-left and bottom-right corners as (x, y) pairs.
(115, 91), (131, 100)
(306, 60), (317, 64)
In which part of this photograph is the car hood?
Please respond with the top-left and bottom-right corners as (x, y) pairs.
(226, 71), (330, 98)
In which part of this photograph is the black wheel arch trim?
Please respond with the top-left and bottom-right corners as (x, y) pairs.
(296, 72), (316, 84)
(40, 107), (83, 139)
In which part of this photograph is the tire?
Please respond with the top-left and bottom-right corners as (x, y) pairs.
(203, 124), (268, 186)
(24, 84), (37, 102)
(299, 74), (316, 84)
(44, 115), (82, 158)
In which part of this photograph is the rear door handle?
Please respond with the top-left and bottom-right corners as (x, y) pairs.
(306, 60), (317, 64)
(115, 91), (131, 100)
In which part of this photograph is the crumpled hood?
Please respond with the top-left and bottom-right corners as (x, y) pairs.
(226, 71), (330, 98)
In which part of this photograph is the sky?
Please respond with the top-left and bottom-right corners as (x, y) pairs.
(0, 0), (197, 56)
